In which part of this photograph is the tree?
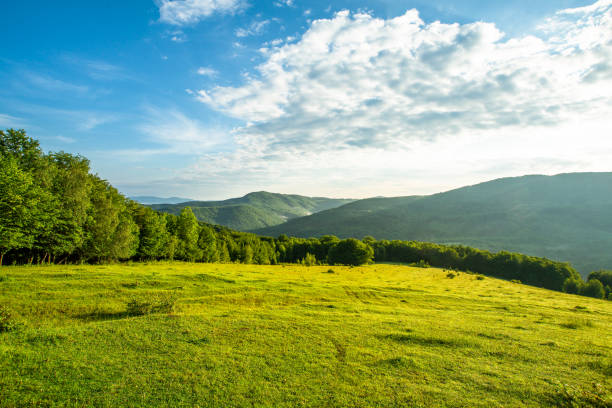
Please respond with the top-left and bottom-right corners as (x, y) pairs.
(175, 207), (201, 261)
(562, 277), (583, 295)
(133, 205), (169, 260)
(580, 279), (605, 299)
(198, 224), (218, 263)
(328, 238), (374, 266)
(84, 177), (138, 262)
(0, 156), (42, 265)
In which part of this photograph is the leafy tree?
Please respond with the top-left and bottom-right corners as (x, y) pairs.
(0, 156), (42, 265)
(328, 238), (373, 266)
(588, 270), (612, 288)
(580, 279), (605, 299)
(562, 277), (583, 295)
(175, 207), (201, 261)
(133, 205), (169, 260)
(198, 224), (218, 263)
(84, 177), (138, 262)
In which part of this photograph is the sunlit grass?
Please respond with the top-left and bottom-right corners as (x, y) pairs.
(0, 263), (610, 407)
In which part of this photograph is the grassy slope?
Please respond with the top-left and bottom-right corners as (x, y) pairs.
(1, 263), (610, 407)
(255, 173), (612, 275)
(151, 192), (355, 231)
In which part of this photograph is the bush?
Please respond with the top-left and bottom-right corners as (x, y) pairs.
(328, 239), (373, 266)
(446, 272), (457, 279)
(580, 279), (605, 299)
(587, 270), (612, 288)
(511, 279), (522, 284)
(126, 292), (177, 316)
(563, 277), (584, 295)
(301, 253), (317, 267)
(0, 305), (17, 332)
(475, 275), (485, 280)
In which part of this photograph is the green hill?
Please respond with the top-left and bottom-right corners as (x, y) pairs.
(255, 173), (612, 276)
(150, 191), (354, 231)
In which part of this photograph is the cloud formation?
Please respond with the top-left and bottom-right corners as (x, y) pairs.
(184, 1), (612, 197)
(158, 0), (244, 25)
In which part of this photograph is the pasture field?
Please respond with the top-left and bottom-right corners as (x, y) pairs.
(0, 263), (610, 407)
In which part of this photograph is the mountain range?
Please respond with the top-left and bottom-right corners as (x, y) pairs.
(149, 191), (355, 231)
(253, 173), (612, 276)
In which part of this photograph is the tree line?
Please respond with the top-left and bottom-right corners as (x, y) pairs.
(1, 129), (609, 301)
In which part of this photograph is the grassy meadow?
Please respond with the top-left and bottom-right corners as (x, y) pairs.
(0, 263), (610, 407)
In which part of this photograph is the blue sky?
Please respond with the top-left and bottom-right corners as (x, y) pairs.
(1, 0), (610, 199)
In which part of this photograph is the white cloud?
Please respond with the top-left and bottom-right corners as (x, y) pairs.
(274, 0), (294, 7)
(158, 0), (244, 25)
(182, 2), (612, 196)
(197, 66), (218, 76)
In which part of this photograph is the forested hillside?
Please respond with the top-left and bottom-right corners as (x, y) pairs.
(151, 192), (354, 231)
(255, 173), (612, 275)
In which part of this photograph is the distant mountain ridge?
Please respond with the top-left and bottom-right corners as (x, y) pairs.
(150, 191), (355, 231)
(131, 196), (193, 205)
(254, 173), (612, 276)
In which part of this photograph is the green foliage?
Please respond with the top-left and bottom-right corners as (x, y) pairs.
(588, 270), (612, 288)
(175, 208), (202, 262)
(301, 252), (317, 266)
(563, 277), (584, 295)
(328, 238), (374, 266)
(580, 279), (605, 299)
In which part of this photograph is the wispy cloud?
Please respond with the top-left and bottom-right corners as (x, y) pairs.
(24, 72), (89, 94)
(62, 55), (131, 81)
(0, 113), (27, 128)
(158, 0), (245, 25)
(235, 20), (269, 37)
(132, 106), (231, 157)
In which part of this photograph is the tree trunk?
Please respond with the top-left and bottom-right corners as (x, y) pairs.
(0, 252), (4, 266)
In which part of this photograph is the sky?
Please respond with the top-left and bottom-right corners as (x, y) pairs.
(0, 0), (610, 200)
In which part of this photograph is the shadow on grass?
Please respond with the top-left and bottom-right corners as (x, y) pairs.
(380, 332), (478, 348)
(74, 310), (129, 322)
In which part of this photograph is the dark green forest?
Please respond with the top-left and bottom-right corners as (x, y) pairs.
(1, 129), (609, 300)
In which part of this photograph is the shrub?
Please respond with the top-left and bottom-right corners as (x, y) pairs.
(446, 272), (457, 279)
(510, 279), (522, 284)
(126, 292), (177, 316)
(413, 259), (430, 268)
(301, 253), (317, 267)
(563, 277), (584, 295)
(325, 269), (335, 274)
(475, 275), (485, 280)
(328, 239), (374, 266)
(580, 279), (605, 299)
(0, 305), (17, 333)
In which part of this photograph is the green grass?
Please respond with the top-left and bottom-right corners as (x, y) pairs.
(0, 263), (611, 407)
